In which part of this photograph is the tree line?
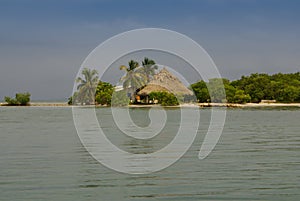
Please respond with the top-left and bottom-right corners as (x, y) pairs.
(71, 57), (159, 105)
(191, 72), (300, 103)
(4, 93), (31, 106)
(5, 65), (298, 106)
(71, 56), (300, 105)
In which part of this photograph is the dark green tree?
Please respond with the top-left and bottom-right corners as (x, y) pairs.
(148, 91), (179, 106)
(190, 80), (210, 102)
(224, 84), (237, 103)
(233, 90), (251, 103)
(95, 81), (114, 105)
(4, 92), (31, 106)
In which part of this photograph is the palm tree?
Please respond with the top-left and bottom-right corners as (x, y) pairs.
(76, 68), (99, 105)
(120, 60), (147, 102)
(142, 57), (157, 83)
(127, 60), (139, 71)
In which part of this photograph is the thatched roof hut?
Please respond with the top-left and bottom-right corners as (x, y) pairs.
(138, 68), (193, 96)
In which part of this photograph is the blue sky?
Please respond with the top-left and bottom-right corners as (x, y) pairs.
(0, 0), (299, 100)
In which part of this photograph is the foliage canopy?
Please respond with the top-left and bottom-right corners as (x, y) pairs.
(191, 72), (300, 103)
(4, 92), (31, 106)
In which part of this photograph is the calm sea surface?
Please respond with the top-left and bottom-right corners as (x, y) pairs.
(0, 107), (299, 201)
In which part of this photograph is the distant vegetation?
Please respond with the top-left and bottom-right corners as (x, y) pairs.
(70, 68), (117, 106)
(70, 57), (159, 106)
(70, 60), (300, 106)
(4, 92), (31, 106)
(119, 58), (157, 102)
(95, 81), (114, 105)
(75, 68), (99, 105)
(3, 67), (298, 107)
(148, 91), (179, 106)
(191, 72), (300, 103)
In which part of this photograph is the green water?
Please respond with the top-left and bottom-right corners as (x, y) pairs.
(0, 107), (299, 201)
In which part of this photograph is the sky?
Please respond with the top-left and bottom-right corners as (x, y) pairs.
(0, 0), (299, 100)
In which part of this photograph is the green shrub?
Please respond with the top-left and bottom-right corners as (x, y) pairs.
(161, 93), (179, 106)
(68, 92), (78, 105)
(16, 93), (31, 105)
(95, 81), (114, 105)
(96, 91), (112, 105)
(149, 91), (179, 106)
(4, 92), (31, 106)
(4, 96), (19, 105)
(68, 96), (73, 105)
(148, 91), (164, 103)
(190, 80), (210, 102)
(233, 90), (251, 104)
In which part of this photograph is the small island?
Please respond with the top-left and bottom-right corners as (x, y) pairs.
(2, 93), (31, 106)
(2, 57), (300, 107)
(69, 57), (300, 107)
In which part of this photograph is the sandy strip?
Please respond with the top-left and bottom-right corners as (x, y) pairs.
(198, 103), (300, 108)
(242, 103), (300, 107)
(0, 102), (69, 107)
(1, 102), (300, 108)
(31, 102), (69, 107)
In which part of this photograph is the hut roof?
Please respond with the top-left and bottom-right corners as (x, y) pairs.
(138, 68), (193, 96)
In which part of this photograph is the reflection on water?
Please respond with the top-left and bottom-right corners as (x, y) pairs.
(0, 107), (299, 200)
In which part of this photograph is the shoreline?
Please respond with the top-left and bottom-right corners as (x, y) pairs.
(0, 102), (69, 107)
(1, 102), (300, 108)
(198, 102), (300, 108)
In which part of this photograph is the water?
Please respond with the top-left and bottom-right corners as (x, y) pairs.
(0, 107), (299, 201)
